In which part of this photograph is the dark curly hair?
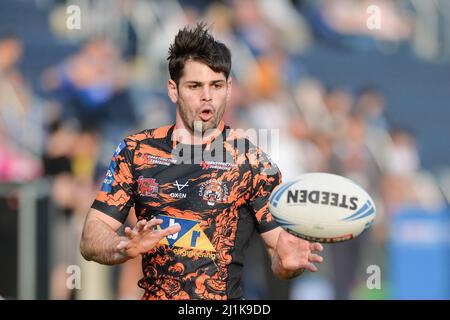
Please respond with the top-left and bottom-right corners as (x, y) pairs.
(167, 22), (231, 85)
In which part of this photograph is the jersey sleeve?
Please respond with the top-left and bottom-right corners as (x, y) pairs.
(91, 138), (137, 223)
(247, 145), (282, 233)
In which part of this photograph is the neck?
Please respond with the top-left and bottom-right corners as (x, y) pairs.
(174, 114), (224, 146)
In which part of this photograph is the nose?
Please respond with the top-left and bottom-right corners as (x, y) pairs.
(201, 86), (212, 102)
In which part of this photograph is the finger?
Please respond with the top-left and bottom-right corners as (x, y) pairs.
(124, 226), (134, 238)
(117, 240), (129, 250)
(157, 223), (181, 238)
(143, 218), (163, 232)
(304, 262), (318, 272)
(310, 242), (323, 252)
(308, 253), (324, 264)
(134, 219), (147, 233)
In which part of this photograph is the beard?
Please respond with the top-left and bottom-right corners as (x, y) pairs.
(178, 103), (225, 134)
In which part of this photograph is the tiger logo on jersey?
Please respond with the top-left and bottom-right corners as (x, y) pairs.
(198, 179), (229, 206)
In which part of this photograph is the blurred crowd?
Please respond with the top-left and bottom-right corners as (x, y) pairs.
(0, 0), (449, 300)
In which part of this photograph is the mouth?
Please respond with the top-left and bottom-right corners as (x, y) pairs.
(199, 106), (214, 122)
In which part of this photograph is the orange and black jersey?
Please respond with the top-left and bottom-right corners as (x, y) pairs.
(92, 121), (282, 300)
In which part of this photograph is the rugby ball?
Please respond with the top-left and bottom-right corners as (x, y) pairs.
(269, 173), (376, 243)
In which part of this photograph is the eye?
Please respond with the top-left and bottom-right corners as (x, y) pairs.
(189, 84), (199, 89)
(214, 83), (224, 89)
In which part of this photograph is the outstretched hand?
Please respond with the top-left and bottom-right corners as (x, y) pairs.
(275, 230), (324, 274)
(117, 218), (181, 259)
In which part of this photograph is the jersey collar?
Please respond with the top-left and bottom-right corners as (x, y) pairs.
(167, 120), (226, 149)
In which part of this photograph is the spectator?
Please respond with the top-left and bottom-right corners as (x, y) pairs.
(0, 32), (42, 182)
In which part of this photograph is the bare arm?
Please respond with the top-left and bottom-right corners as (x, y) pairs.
(80, 208), (130, 265)
(80, 208), (181, 265)
(261, 227), (324, 280)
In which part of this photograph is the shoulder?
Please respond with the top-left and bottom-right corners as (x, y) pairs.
(225, 127), (251, 143)
(122, 124), (173, 148)
(224, 127), (270, 153)
(126, 124), (173, 142)
(224, 127), (279, 175)
(224, 127), (257, 155)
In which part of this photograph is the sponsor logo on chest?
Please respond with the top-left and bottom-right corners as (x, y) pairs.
(145, 155), (177, 166)
(200, 160), (236, 171)
(156, 215), (216, 260)
(170, 180), (189, 199)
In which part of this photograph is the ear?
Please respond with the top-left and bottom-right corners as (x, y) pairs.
(168, 79), (178, 103)
(226, 77), (232, 102)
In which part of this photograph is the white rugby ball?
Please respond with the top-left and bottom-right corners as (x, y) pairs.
(269, 173), (376, 243)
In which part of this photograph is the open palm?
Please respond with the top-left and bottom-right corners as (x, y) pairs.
(117, 218), (181, 259)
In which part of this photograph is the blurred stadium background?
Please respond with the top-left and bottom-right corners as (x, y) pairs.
(0, 0), (449, 300)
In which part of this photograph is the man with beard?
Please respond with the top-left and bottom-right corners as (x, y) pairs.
(80, 23), (324, 300)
